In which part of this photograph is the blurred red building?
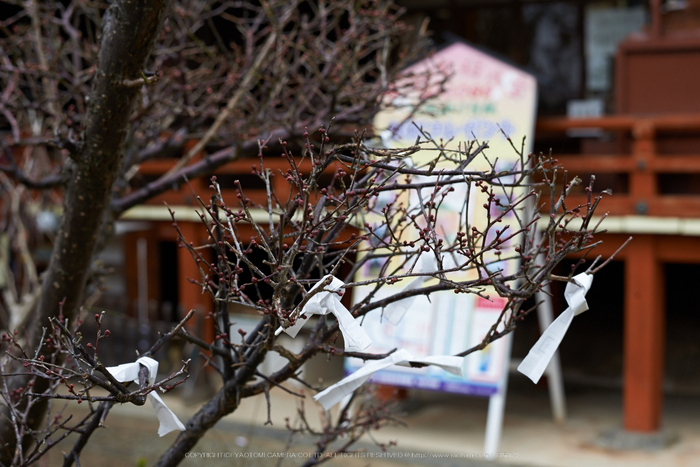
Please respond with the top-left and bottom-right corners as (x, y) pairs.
(106, 0), (700, 439)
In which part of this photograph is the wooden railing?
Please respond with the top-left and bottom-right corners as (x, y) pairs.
(536, 114), (700, 218)
(136, 157), (345, 208)
(137, 114), (700, 219)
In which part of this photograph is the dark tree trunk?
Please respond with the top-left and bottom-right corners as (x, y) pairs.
(35, 0), (171, 345)
(0, 2), (171, 464)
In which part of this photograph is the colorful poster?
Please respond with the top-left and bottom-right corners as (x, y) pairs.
(348, 41), (537, 396)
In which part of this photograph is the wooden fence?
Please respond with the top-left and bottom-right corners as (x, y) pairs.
(536, 113), (700, 217)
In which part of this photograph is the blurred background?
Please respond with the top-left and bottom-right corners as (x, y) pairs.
(6, 0), (700, 465)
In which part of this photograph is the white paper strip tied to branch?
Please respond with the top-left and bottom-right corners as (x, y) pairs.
(313, 349), (464, 410)
(275, 275), (372, 352)
(517, 273), (593, 383)
(106, 356), (186, 436)
(382, 276), (430, 325)
(382, 255), (438, 325)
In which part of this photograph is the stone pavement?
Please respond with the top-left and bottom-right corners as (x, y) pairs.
(43, 379), (700, 467)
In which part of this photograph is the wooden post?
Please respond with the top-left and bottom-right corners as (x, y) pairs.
(630, 122), (657, 215)
(623, 235), (665, 432)
(176, 221), (213, 341)
(650, 0), (662, 40)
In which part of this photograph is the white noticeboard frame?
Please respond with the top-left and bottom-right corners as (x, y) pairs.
(349, 40), (541, 457)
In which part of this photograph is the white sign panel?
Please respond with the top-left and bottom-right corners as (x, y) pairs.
(348, 41), (538, 396)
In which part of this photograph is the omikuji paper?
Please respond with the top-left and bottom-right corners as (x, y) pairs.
(382, 254), (438, 324)
(106, 356), (186, 436)
(314, 349), (465, 409)
(517, 273), (593, 383)
(276, 275), (372, 352)
(382, 276), (430, 324)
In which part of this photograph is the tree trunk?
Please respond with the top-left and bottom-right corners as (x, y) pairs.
(155, 334), (275, 466)
(0, 2), (171, 464)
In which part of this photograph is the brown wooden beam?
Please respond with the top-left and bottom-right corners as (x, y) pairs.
(657, 236), (700, 263)
(543, 195), (700, 217)
(554, 154), (700, 174)
(537, 114), (700, 133)
(554, 154), (636, 173)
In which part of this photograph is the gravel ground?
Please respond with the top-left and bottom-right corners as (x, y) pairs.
(39, 398), (507, 467)
(27, 383), (700, 467)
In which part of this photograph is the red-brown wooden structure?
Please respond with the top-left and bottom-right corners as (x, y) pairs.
(532, 0), (700, 433)
(118, 0), (700, 439)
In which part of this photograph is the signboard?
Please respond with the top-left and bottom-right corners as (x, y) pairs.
(348, 41), (537, 397)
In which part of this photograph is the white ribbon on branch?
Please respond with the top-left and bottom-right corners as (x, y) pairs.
(517, 273), (593, 383)
(313, 349), (464, 410)
(106, 356), (186, 436)
(381, 254), (438, 325)
(382, 276), (431, 325)
(275, 275), (372, 352)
